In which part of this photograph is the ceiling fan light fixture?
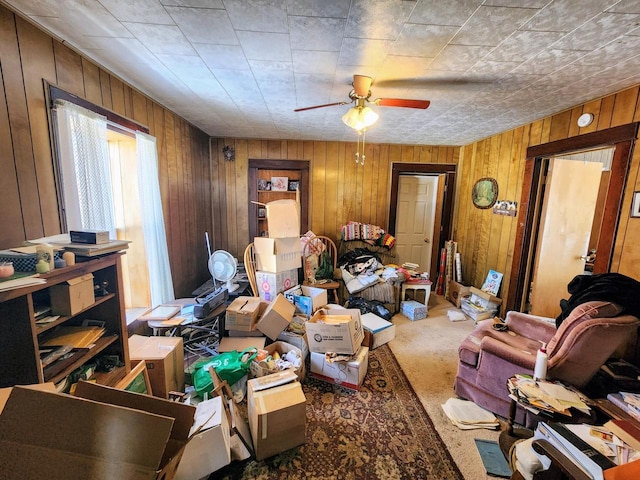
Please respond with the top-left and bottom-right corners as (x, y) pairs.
(342, 105), (378, 131)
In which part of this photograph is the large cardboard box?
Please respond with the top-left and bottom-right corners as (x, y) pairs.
(361, 312), (396, 349)
(247, 378), (306, 461)
(306, 308), (364, 354)
(129, 334), (185, 399)
(256, 269), (298, 301)
(49, 273), (95, 315)
(284, 284), (328, 315)
(257, 293), (296, 340)
(448, 281), (472, 308)
(310, 345), (369, 391)
(265, 199), (300, 238)
(174, 396), (231, 480)
(254, 237), (302, 272)
(0, 382), (196, 480)
(225, 296), (263, 331)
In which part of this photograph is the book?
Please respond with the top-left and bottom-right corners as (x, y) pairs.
(537, 421), (615, 480)
(604, 419), (640, 451)
(474, 439), (511, 478)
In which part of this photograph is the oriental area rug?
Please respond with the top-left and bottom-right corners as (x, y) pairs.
(213, 344), (463, 480)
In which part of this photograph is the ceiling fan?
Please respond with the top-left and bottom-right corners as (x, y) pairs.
(294, 74), (431, 114)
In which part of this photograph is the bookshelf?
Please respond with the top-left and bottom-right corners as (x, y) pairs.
(0, 253), (130, 388)
(248, 159), (309, 239)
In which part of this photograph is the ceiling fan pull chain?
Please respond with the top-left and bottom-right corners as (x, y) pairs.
(355, 130), (362, 163)
(361, 129), (366, 165)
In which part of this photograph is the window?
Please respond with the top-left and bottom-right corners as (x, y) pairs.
(51, 91), (174, 310)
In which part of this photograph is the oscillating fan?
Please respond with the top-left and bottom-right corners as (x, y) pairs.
(208, 250), (240, 293)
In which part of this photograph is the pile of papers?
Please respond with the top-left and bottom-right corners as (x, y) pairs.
(41, 326), (106, 348)
(441, 398), (500, 430)
(508, 375), (591, 417)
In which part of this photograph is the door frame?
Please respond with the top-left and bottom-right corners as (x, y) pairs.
(388, 163), (456, 277)
(506, 123), (639, 313)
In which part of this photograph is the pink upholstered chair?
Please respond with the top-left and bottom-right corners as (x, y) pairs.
(454, 301), (640, 426)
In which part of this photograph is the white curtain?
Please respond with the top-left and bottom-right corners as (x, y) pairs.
(136, 132), (175, 305)
(53, 100), (116, 237)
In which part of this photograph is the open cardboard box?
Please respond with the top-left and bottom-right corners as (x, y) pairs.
(0, 381), (196, 479)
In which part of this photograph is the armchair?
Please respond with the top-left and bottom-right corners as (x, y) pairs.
(454, 301), (640, 426)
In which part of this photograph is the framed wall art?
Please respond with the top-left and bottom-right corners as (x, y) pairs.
(472, 177), (498, 209)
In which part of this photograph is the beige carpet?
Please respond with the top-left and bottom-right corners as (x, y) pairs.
(389, 293), (505, 480)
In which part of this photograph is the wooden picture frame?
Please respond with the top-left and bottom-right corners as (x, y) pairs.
(632, 191), (640, 218)
(115, 361), (153, 395)
(472, 177), (499, 209)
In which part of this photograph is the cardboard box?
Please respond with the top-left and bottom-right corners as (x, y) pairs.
(401, 300), (427, 321)
(277, 327), (310, 360)
(49, 273), (95, 315)
(448, 281), (472, 308)
(249, 341), (305, 382)
(174, 396), (231, 480)
(73, 381), (196, 479)
(310, 345), (369, 391)
(284, 284), (328, 315)
(254, 237), (302, 272)
(70, 229), (110, 244)
(257, 293), (296, 340)
(225, 296), (263, 331)
(469, 286), (503, 308)
(361, 312), (396, 349)
(128, 335), (185, 399)
(256, 269), (298, 301)
(265, 199), (300, 238)
(306, 308), (364, 354)
(247, 379), (306, 461)
(0, 382), (196, 480)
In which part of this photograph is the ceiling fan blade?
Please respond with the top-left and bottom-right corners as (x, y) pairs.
(294, 101), (347, 112)
(375, 98), (431, 109)
(353, 75), (372, 97)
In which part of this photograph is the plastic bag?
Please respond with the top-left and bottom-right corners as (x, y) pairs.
(192, 348), (258, 397)
(346, 296), (392, 320)
(315, 251), (333, 280)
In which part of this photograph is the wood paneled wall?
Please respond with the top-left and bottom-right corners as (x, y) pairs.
(209, 139), (458, 258)
(455, 85), (640, 309)
(0, 7), (211, 298)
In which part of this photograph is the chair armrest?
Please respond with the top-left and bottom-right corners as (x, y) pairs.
(506, 311), (556, 344)
(531, 439), (593, 480)
(480, 336), (537, 370)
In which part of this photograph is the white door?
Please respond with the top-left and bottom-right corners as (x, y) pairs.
(395, 175), (437, 275)
(528, 158), (603, 317)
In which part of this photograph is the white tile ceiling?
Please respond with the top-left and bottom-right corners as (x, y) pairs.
(4, 0), (640, 146)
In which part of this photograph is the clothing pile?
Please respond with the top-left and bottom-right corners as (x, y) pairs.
(338, 248), (382, 294)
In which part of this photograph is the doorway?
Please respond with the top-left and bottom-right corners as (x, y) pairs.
(394, 175), (438, 275)
(526, 150), (612, 316)
(388, 163), (456, 278)
(507, 123), (638, 314)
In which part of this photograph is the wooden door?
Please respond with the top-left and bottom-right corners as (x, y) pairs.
(394, 175), (437, 275)
(528, 159), (603, 317)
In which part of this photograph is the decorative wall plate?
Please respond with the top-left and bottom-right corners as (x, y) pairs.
(472, 177), (498, 209)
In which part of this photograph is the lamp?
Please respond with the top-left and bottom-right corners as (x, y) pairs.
(342, 99), (378, 165)
(341, 104), (379, 131)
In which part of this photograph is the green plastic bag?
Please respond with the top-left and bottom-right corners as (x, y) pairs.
(192, 348), (258, 398)
(315, 251), (333, 280)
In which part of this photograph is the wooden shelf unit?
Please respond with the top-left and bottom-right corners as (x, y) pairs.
(248, 159), (309, 239)
(0, 253), (130, 388)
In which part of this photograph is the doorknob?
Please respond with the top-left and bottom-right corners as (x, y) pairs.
(423, 238), (430, 243)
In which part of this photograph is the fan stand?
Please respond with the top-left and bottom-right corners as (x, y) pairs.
(225, 280), (240, 293)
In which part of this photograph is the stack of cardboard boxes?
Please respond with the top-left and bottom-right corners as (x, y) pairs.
(254, 199), (302, 302)
(307, 308), (368, 391)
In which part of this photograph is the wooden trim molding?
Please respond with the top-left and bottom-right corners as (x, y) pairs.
(507, 123), (639, 313)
